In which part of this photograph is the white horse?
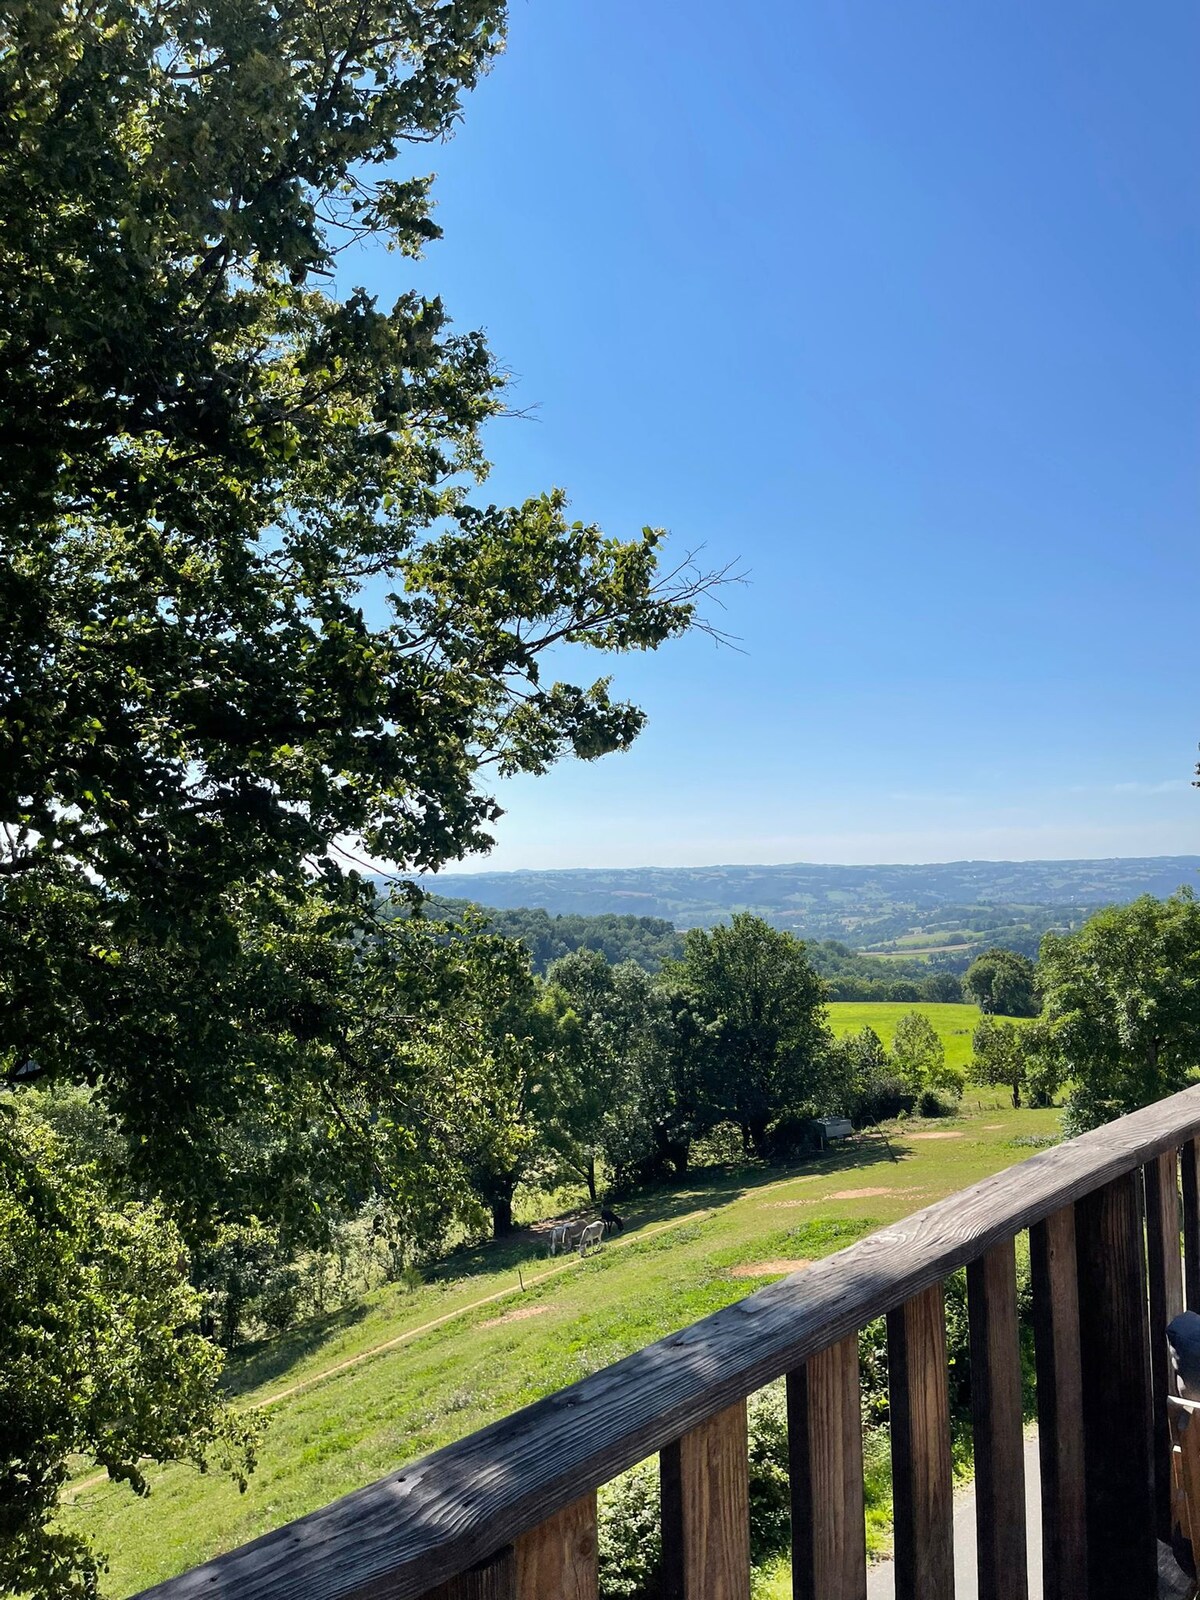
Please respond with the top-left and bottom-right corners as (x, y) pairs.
(577, 1220), (604, 1257)
(548, 1223), (579, 1257)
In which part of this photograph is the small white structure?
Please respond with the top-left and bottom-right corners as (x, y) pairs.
(814, 1116), (854, 1146)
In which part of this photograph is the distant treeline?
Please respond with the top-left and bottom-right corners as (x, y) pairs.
(419, 898), (970, 999)
(418, 897), (686, 973)
(804, 940), (963, 1003)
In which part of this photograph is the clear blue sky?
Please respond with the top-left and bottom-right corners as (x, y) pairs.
(357, 1), (1200, 872)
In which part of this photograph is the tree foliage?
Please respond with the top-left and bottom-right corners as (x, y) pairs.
(0, 1108), (257, 1599)
(670, 916), (831, 1156)
(1039, 892), (1200, 1133)
(963, 948), (1039, 1017)
(0, 3), (723, 1588)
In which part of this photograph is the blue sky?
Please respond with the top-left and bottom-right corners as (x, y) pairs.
(357, 1), (1199, 872)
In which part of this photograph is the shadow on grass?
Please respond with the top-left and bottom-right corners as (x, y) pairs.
(224, 1299), (371, 1398)
(426, 1133), (911, 1286)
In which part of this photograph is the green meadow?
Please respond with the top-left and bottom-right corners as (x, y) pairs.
(826, 998), (1032, 1071)
(62, 1002), (1054, 1596)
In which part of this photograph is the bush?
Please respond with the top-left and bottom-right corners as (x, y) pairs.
(916, 1088), (956, 1118)
(853, 1074), (915, 1124)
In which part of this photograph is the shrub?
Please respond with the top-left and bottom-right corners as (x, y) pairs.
(853, 1073), (916, 1124)
(916, 1088), (956, 1118)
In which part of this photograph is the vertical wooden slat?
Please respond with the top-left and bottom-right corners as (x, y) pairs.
(515, 1495), (598, 1600)
(1145, 1150), (1186, 1541)
(967, 1238), (1028, 1600)
(1182, 1137), (1200, 1311)
(1030, 1205), (1087, 1600)
(887, 1283), (954, 1600)
(1075, 1172), (1156, 1600)
(661, 1400), (750, 1600)
(788, 1334), (866, 1600)
(430, 1548), (517, 1600)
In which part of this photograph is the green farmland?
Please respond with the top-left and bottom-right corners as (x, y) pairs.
(826, 998), (1008, 1070)
(62, 1017), (1058, 1596)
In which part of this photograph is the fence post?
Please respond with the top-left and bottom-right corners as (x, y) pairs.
(788, 1334), (866, 1600)
(887, 1283), (954, 1600)
(968, 1238), (1028, 1600)
(661, 1401), (750, 1600)
(1075, 1173), (1156, 1600)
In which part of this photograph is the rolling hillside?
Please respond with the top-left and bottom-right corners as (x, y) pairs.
(403, 856), (1200, 959)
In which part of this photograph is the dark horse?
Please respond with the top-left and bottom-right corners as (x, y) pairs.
(600, 1207), (625, 1235)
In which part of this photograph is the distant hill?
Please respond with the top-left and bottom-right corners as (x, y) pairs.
(404, 856), (1200, 961)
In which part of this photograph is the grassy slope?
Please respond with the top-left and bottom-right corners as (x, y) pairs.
(826, 999), (1033, 1070)
(65, 1007), (1052, 1595)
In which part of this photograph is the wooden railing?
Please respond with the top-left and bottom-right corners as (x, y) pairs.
(137, 1084), (1200, 1600)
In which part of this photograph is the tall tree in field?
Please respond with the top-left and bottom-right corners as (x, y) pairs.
(963, 948), (1040, 1017)
(891, 1010), (947, 1092)
(0, 4), (722, 1589)
(672, 915), (830, 1158)
(1039, 892), (1200, 1133)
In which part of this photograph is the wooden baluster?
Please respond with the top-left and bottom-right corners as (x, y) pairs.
(515, 1495), (598, 1600)
(1145, 1150), (1186, 1542)
(429, 1548), (517, 1600)
(788, 1334), (867, 1600)
(1030, 1205), (1087, 1600)
(1075, 1172), (1156, 1600)
(967, 1238), (1028, 1600)
(887, 1283), (954, 1600)
(661, 1401), (751, 1600)
(1182, 1137), (1200, 1311)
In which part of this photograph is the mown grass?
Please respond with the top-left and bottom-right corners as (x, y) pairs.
(62, 1039), (1057, 1596)
(826, 998), (1033, 1071)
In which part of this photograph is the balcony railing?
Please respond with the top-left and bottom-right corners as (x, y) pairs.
(136, 1083), (1200, 1600)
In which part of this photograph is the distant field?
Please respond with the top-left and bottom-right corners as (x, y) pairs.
(62, 1087), (1059, 1594)
(827, 999), (998, 1070)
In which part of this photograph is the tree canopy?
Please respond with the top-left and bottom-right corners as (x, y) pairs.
(0, 4), (722, 1589)
(1039, 892), (1200, 1133)
(669, 915), (831, 1157)
(963, 948), (1039, 1017)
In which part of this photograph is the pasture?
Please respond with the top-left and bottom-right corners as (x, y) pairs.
(62, 1063), (1060, 1596)
(826, 998), (1030, 1070)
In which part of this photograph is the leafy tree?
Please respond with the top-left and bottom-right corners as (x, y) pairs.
(963, 949), (1039, 1017)
(0, 4), (721, 1584)
(670, 916), (831, 1158)
(1, 0), (718, 1186)
(970, 1015), (1045, 1108)
(0, 1108), (257, 1600)
(891, 1011), (952, 1095)
(1039, 893), (1200, 1133)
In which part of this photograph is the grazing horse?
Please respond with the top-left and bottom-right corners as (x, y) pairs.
(577, 1220), (605, 1257)
(548, 1223), (578, 1257)
(600, 1207), (625, 1235)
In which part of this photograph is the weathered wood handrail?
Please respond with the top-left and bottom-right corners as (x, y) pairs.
(136, 1084), (1200, 1600)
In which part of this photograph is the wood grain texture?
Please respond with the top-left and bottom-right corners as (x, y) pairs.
(132, 1085), (1200, 1600)
(514, 1496), (597, 1600)
(660, 1401), (750, 1600)
(1182, 1138), (1200, 1313)
(426, 1548), (515, 1600)
(1168, 1396), (1200, 1561)
(887, 1284), (954, 1600)
(1029, 1206), (1087, 1600)
(1075, 1173), (1156, 1600)
(1145, 1151), (1186, 1541)
(787, 1334), (866, 1600)
(967, 1238), (1027, 1600)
